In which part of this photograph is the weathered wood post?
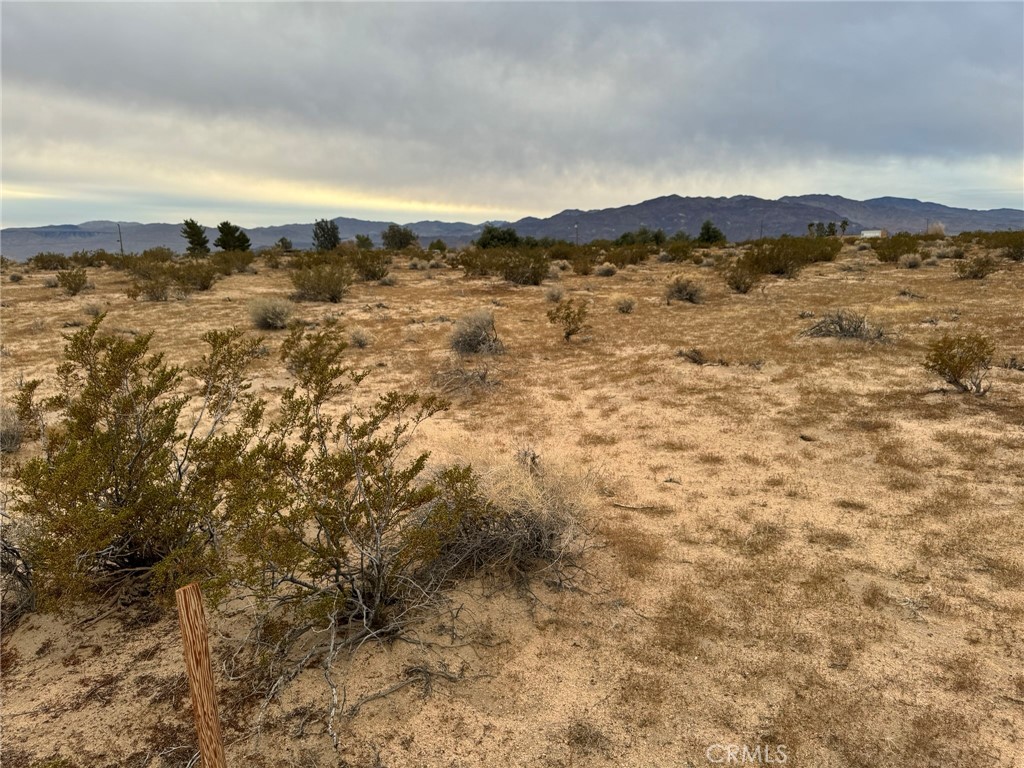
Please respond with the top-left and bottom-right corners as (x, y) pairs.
(175, 582), (227, 768)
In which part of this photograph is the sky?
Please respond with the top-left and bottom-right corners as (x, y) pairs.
(2, 1), (1022, 229)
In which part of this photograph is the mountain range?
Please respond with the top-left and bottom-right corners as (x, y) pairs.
(2, 194), (1021, 260)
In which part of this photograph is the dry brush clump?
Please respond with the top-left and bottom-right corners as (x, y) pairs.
(800, 311), (887, 342)
(665, 275), (704, 304)
(249, 297), (293, 330)
(953, 254), (997, 280)
(450, 309), (505, 355)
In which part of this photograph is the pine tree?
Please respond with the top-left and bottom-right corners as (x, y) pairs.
(180, 219), (210, 256)
(312, 219), (341, 252)
(214, 221), (251, 252)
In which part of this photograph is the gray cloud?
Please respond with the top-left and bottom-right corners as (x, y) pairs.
(2, 2), (1021, 227)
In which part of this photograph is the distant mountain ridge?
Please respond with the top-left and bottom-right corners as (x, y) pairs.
(2, 194), (1021, 260)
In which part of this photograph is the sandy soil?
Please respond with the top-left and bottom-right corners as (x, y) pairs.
(1, 242), (1022, 767)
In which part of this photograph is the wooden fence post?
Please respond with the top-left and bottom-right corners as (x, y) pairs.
(176, 582), (227, 768)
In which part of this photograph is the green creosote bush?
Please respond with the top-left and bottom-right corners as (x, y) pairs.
(348, 249), (391, 281)
(450, 309), (505, 355)
(29, 253), (71, 271)
(250, 298), (293, 330)
(499, 249), (549, 285)
(290, 262), (353, 302)
(665, 275), (705, 305)
(873, 232), (919, 263)
(10, 317), (265, 610)
(953, 254), (997, 280)
(56, 267), (88, 296)
(923, 332), (994, 394)
(212, 250), (255, 276)
(547, 298), (589, 340)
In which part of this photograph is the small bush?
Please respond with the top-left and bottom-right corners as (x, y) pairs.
(250, 298), (293, 330)
(0, 406), (23, 453)
(665, 276), (704, 304)
(924, 332), (994, 394)
(450, 309), (505, 355)
(428, 258), (445, 269)
(349, 327), (371, 349)
(82, 303), (103, 317)
(898, 253), (922, 269)
(954, 255), (997, 280)
(290, 262), (352, 302)
(594, 262), (617, 277)
(612, 294), (636, 314)
(725, 264), (758, 294)
(349, 250), (391, 281)
(174, 261), (219, 292)
(409, 258), (425, 270)
(212, 250), (255, 276)
(499, 250), (549, 285)
(29, 253), (71, 271)
(9, 273), (23, 283)
(42, 276), (59, 289)
(874, 232), (919, 263)
(801, 310), (886, 341)
(127, 273), (171, 301)
(545, 285), (565, 303)
(547, 298), (589, 341)
(56, 267), (88, 296)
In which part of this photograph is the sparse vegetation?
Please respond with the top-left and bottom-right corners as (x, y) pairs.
(612, 294), (636, 314)
(953, 254), (997, 279)
(56, 267), (88, 296)
(290, 261), (352, 302)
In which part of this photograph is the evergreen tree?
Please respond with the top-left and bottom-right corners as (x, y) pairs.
(312, 219), (341, 252)
(214, 221), (251, 252)
(475, 224), (519, 249)
(355, 234), (374, 250)
(381, 223), (418, 250)
(696, 219), (726, 246)
(180, 219), (210, 255)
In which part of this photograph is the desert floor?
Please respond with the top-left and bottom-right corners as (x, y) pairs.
(1, 242), (1022, 767)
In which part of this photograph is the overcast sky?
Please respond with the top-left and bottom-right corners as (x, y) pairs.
(2, 2), (1022, 229)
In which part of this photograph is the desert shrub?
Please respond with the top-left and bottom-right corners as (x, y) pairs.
(409, 258), (425, 270)
(82, 303), (103, 317)
(739, 236), (841, 278)
(665, 275), (704, 304)
(923, 332), (994, 394)
(499, 250), (549, 285)
(349, 327), (371, 349)
(250, 298), (293, 330)
(348, 249), (391, 281)
(212, 250), (255, 276)
(8, 273), (23, 283)
(898, 253), (922, 269)
(935, 246), (965, 260)
(428, 258), (445, 269)
(28, 253), (71, 271)
(612, 294), (636, 314)
(801, 310), (886, 341)
(725, 264), (758, 294)
(874, 232), (919, 263)
(42, 276), (59, 289)
(0, 406), (23, 453)
(923, 255), (940, 267)
(545, 285), (565, 303)
(290, 262), (352, 302)
(56, 267), (88, 296)
(550, 258), (572, 272)
(174, 261), (219, 291)
(547, 298), (589, 340)
(127, 272), (172, 301)
(450, 309), (505, 355)
(661, 240), (694, 262)
(954, 254), (997, 280)
(594, 262), (617, 277)
(11, 319), (264, 609)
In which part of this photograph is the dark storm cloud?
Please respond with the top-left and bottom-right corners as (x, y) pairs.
(2, 2), (1021, 226)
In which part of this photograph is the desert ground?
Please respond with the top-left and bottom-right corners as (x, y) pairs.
(1, 239), (1022, 767)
